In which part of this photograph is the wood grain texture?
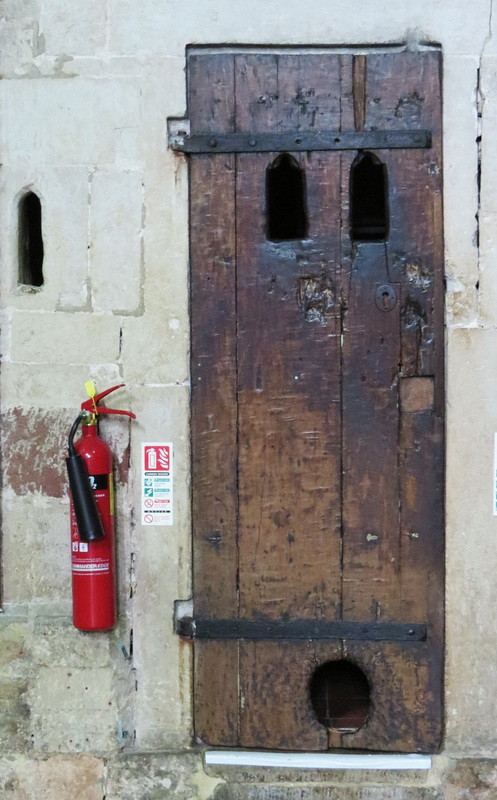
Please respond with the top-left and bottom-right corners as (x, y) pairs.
(189, 53), (239, 745)
(239, 641), (340, 750)
(341, 243), (402, 622)
(194, 641), (239, 745)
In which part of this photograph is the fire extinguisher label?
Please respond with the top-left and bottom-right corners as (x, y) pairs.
(141, 443), (174, 526)
(88, 474), (109, 490)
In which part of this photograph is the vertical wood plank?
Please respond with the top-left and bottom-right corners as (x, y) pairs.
(190, 155), (238, 618)
(341, 243), (402, 622)
(194, 641), (239, 745)
(363, 52), (444, 640)
(188, 52), (236, 134)
(236, 53), (343, 747)
(189, 52), (239, 746)
(239, 641), (338, 750)
(399, 410), (444, 626)
(235, 54), (343, 623)
(189, 52), (237, 619)
(340, 641), (443, 752)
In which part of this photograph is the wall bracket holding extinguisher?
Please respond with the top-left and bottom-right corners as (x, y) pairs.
(66, 382), (136, 631)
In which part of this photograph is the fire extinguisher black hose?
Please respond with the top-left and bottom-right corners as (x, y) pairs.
(66, 413), (106, 543)
(68, 412), (84, 457)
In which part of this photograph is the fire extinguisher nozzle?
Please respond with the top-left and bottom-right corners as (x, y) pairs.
(66, 453), (106, 542)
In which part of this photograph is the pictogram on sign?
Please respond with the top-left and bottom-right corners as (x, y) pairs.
(141, 442), (173, 526)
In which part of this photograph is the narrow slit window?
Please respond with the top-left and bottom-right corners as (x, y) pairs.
(266, 154), (308, 241)
(18, 191), (44, 287)
(350, 152), (389, 242)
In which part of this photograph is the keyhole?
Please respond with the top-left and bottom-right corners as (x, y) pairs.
(375, 284), (396, 311)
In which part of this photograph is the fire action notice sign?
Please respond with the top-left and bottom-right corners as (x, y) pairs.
(141, 443), (173, 526)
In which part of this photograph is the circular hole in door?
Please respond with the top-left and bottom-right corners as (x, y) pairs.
(309, 660), (370, 732)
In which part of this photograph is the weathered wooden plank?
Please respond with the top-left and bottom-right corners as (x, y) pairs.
(189, 53), (239, 746)
(234, 55), (345, 748)
(341, 642), (443, 752)
(281, 53), (344, 133)
(194, 641), (239, 745)
(399, 409), (444, 627)
(235, 53), (278, 133)
(188, 51), (235, 134)
(235, 157), (343, 621)
(190, 155), (238, 618)
(364, 51), (443, 384)
(352, 55), (367, 132)
(363, 51), (442, 133)
(239, 641), (338, 750)
(341, 243), (401, 622)
(363, 51), (444, 635)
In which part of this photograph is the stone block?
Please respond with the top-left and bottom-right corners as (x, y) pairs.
(105, 753), (206, 800)
(141, 152), (189, 319)
(0, 679), (30, 752)
(32, 666), (114, 712)
(30, 617), (111, 669)
(445, 328), (497, 753)
(213, 788), (441, 800)
(478, 55), (497, 325)
(0, 166), (89, 311)
(90, 170), (143, 313)
(1, 495), (70, 603)
(0, 621), (29, 672)
(28, 667), (118, 752)
(9, 310), (121, 364)
(120, 315), (188, 386)
(0, 362), (122, 408)
(443, 759), (497, 800)
(41, 0), (106, 56)
(30, 712), (118, 754)
(19, 755), (104, 800)
(443, 56), (480, 326)
(0, 78), (141, 167)
(0, 0), (42, 77)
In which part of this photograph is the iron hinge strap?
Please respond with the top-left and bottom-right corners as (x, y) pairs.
(169, 129), (431, 154)
(176, 617), (427, 642)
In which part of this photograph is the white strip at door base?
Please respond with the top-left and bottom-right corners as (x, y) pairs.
(205, 751), (432, 770)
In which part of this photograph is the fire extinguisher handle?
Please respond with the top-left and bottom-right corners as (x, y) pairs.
(96, 407), (137, 419)
(81, 384), (136, 418)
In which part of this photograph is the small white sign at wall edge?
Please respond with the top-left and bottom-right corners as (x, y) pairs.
(141, 442), (174, 527)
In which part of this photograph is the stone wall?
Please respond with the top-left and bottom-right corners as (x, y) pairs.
(1, 0), (497, 797)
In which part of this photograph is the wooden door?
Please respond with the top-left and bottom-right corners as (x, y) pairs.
(182, 47), (444, 752)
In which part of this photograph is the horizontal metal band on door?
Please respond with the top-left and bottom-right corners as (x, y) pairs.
(169, 129), (432, 154)
(176, 617), (427, 642)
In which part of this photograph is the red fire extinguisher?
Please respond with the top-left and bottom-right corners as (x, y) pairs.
(66, 383), (136, 631)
